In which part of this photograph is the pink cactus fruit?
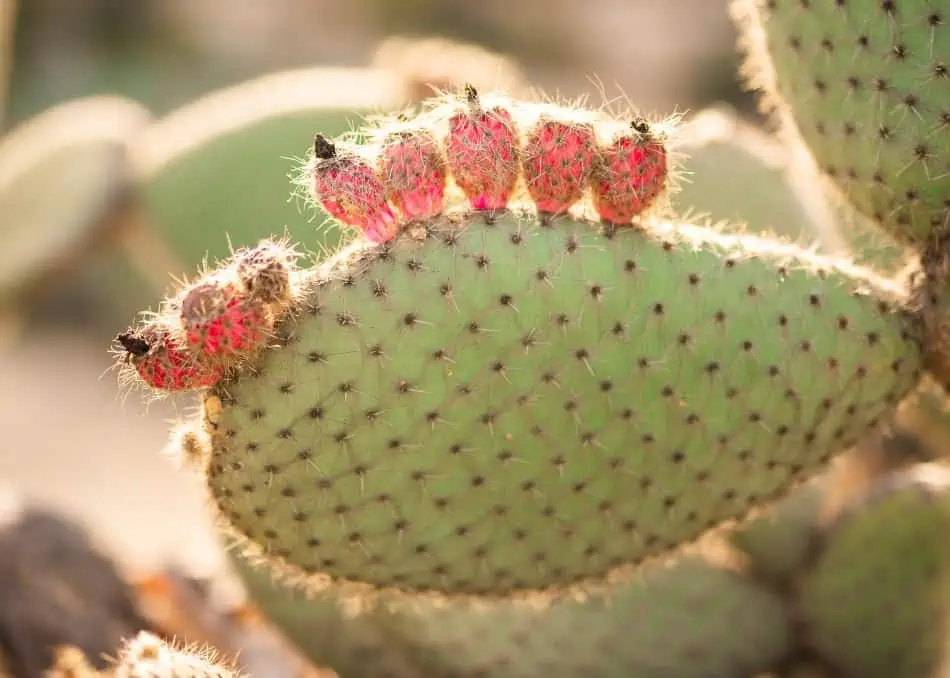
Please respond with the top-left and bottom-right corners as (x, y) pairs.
(522, 116), (596, 215)
(233, 238), (299, 310)
(590, 118), (668, 225)
(116, 325), (222, 391)
(310, 133), (399, 243)
(444, 84), (520, 211)
(377, 127), (447, 222)
(179, 277), (273, 363)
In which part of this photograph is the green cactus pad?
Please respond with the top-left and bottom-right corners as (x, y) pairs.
(203, 212), (922, 598)
(133, 67), (407, 269)
(735, 0), (950, 247)
(234, 548), (789, 678)
(797, 463), (950, 678)
(231, 551), (423, 678)
(386, 556), (790, 678)
(0, 95), (150, 308)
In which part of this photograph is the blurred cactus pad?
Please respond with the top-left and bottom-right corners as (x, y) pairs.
(234, 548), (792, 678)
(0, 95), (149, 310)
(671, 107), (830, 247)
(798, 463), (950, 678)
(131, 67), (410, 270)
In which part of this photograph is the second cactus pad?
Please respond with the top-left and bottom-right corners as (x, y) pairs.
(798, 463), (950, 678)
(203, 212), (922, 598)
(736, 0), (950, 247)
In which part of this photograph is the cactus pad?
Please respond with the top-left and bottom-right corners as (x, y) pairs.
(231, 551), (422, 678)
(0, 96), (149, 308)
(735, 0), (950, 246)
(134, 67), (406, 268)
(385, 556), (791, 678)
(234, 548), (790, 678)
(201, 212), (922, 598)
(797, 463), (950, 678)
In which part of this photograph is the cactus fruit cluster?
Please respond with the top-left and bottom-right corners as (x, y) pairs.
(88, 3), (950, 675)
(114, 238), (302, 393)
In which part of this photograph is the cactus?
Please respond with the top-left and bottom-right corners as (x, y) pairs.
(387, 554), (792, 678)
(442, 85), (522, 211)
(728, 427), (934, 588)
(796, 463), (950, 678)
(117, 91), (930, 603)
(733, 0), (950, 248)
(671, 107), (829, 246)
(68, 5), (950, 672)
(0, 95), (150, 311)
(234, 547), (791, 678)
(727, 477), (824, 588)
(111, 632), (243, 678)
(196, 207), (921, 599)
(41, 637), (246, 678)
(230, 551), (423, 678)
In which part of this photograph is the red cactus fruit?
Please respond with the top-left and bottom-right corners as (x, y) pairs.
(233, 239), (299, 308)
(310, 134), (398, 244)
(116, 325), (222, 391)
(444, 84), (520, 211)
(590, 118), (668, 225)
(377, 127), (447, 222)
(522, 116), (596, 215)
(179, 277), (273, 362)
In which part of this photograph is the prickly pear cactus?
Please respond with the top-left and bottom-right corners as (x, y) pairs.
(201, 211), (922, 599)
(727, 476), (824, 587)
(797, 462), (950, 678)
(734, 0), (950, 247)
(728, 427), (934, 588)
(119, 91), (927, 600)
